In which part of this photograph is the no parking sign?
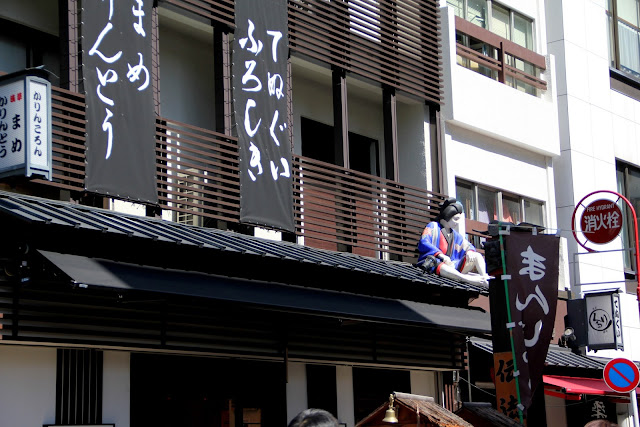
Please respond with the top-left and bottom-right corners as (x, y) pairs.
(604, 358), (640, 393)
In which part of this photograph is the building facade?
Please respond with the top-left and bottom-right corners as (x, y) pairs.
(0, 1), (493, 426)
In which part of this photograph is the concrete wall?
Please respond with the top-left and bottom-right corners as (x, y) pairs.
(547, 0), (628, 297)
(158, 8), (215, 129)
(103, 351), (131, 427)
(439, 5), (560, 230)
(0, 0), (58, 35)
(0, 345), (56, 426)
(286, 362), (308, 424)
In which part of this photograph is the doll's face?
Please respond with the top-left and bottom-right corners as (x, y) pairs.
(441, 213), (462, 231)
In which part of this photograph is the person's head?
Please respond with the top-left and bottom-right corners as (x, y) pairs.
(437, 198), (464, 229)
(288, 408), (339, 427)
(584, 421), (617, 427)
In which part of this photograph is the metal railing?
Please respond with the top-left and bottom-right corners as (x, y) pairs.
(454, 16), (547, 94)
(33, 86), (446, 261)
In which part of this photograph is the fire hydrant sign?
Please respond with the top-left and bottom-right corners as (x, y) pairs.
(580, 199), (622, 244)
(0, 73), (52, 180)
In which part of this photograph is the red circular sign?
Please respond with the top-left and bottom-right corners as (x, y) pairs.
(604, 358), (640, 393)
(580, 199), (623, 244)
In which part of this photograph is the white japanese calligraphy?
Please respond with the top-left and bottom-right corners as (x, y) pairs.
(127, 53), (150, 91)
(584, 211), (621, 232)
(242, 61), (262, 92)
(89, 22), (123, 64)
(244, 99), (261, 137)
(267, 73), (285, 99)
(239, 20), (264, 55)
(96, 68), (117, 106)
(519, 245), (546, 281)
(248, 141), (263, 182)
(266, 30), (282, 62)
(132, 0), (146, 37)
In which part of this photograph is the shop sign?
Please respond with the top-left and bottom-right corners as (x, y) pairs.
(0, 73), (52, 180)
(585, 291), (623, 351)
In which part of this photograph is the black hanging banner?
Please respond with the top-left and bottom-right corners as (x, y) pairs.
(233, 0), (295, 232)
(83, 0), (158, 204)
(504, 233), (560, 412)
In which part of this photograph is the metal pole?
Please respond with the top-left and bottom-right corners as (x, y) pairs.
(631, 389), (639, 427)
(572, 191), (640, 319)
(466, 338), (473, 403)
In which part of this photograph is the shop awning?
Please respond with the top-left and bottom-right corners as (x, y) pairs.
(543, 375), (628, 400)
(38, 250), (492, 334)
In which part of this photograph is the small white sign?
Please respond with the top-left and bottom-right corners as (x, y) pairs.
(586, 292), (623, 350)
(28, 79), (50, 170)
(0, 73), (51, 180)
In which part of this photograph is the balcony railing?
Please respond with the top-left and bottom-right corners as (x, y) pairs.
(31, 86), (446, 261)
(454, 16), (547, 95)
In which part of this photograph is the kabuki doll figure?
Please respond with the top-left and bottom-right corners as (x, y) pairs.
(417, 198), (491, 286)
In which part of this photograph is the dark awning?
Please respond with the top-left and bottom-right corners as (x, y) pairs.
(0, 190), (489, 297)
(38, 250), (491, 335)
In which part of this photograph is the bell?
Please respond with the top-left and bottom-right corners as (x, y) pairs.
(382, 394), (398, 423)
(382, 407), (398, 423)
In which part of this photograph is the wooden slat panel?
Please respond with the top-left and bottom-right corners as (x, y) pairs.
(288, 0), (443, 104)
(163, 0), (235, 29)
(41, 88), (448, 260)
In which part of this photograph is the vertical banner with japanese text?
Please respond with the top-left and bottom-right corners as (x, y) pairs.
(504, 233), (560, 412)
(83, 0), (158, 203)
(233, 0), (295, 232)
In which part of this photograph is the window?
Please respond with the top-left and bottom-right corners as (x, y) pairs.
(449, 0), (539, 95)
(300, 117), (381, 176)
(0, 17), (61, 86)
(455, 179), (545, 225)
(447, 0), (533, 48)
(608, 0), (640, 79)
(616, 161), (640, 272)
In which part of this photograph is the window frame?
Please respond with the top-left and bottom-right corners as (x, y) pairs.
(455, 178), (545, 226)
(615, 160), (639, 274)
(447, 0), (535, 50)
(608, 0), (640, 79)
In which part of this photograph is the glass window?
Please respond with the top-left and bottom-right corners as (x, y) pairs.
(513, 12), (533, 49)
(456, 180), (476, 220)
(524, 199), (544, 226)
(447, 0), (464, 18)
(501, 194), (521, 223)
(467, 0), (487, 27)
(618, 21), (640, 75)
(477, 187), (497, 223)
(608, 0), (640, 78)
(618, 0), (639, 26)
(456, 178), (544, 226)
(491, 3), (511, 41)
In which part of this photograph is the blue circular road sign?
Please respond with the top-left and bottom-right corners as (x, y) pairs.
(604, 358), (640, 393)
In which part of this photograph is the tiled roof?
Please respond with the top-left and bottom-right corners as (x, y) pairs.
(471, 338), (608, 370)
(0, 191), (490, 295)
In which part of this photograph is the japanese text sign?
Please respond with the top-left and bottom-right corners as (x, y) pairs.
(0, 72), (52, 181)
(585, 291), (623, 350)
(504, 233), (560, 413)
(233, 0), (295, 232)
(83, 0), (158, 203)
(493, 351), (520, 421)
(580, 199), (622, 244)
